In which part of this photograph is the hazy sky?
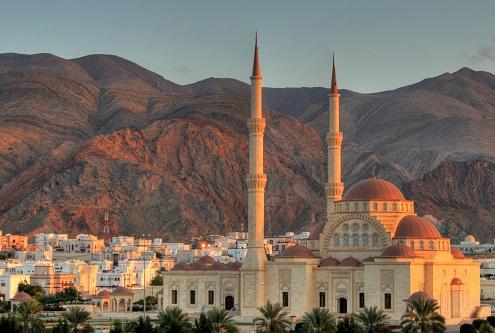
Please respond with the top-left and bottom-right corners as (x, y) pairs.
(1, 0), (494, 92)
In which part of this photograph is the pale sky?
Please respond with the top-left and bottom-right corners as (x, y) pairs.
(0, 0), (494, 92)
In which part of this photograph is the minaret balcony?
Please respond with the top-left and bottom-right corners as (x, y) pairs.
(246, 174), (267, 189)
(247, 118), (266, 133)
(326, 132), (343, 147)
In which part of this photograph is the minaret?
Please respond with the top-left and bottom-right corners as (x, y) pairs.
(241, 33), (267, 317)
(326, 55), (344, 217)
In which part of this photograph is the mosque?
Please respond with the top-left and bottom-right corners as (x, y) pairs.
(162, 37), (484, 324)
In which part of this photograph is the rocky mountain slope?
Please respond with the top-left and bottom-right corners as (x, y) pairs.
(0, 53), (494, 241)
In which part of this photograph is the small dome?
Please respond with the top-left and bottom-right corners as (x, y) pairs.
(380, 244), (416, 258)
(111, 287), (133, 296)
(451, 248), (465, 259)
(172, 263), (190, 271)
(277, 244), (316, 258)
(343, 178), (405, 201)
(362, 256), (375, 263)
(465, 235), (476, 242)
(197, 256), (216, 264)
(96, 290), (111, 297)
(408, 291), (433, 301)
(226, 262), (242, 270)
(319, 256), (340, 267)
(394, 216), (441, 239)
(451, 278), (464, 286)
(308, 222), (325, 240)
(11, 291), (32, 301)
(339, 257), (361, 267)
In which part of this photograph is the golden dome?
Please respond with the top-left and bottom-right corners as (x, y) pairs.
(394, 215), (441, 239)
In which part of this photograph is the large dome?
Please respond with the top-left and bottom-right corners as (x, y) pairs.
(343, 178), (405, 201)
(380, 244), (416, 258)
(394, 216), (441, 239)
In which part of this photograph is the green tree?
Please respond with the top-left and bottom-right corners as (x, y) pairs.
(400, 299), (446, 333)
(63, 306), (92, 333)
(151, 272), (163, 286)
(18, 280), (44, 298)
(459, 324), (476, 333)
(157, 307), (192, 333)
(207, 307), (239, 333)
(52, 319), (71, 333)
(301, 308), (336, 333)
(487, 316), (495, 328)
(253, 301), (292, 333)
(132, 316), (155, 333)
(193, 312), (213, 333)
(0, 313), (21, 332)
(355, 306), (392, 333)
(336, 315), (362, 333)
(16, 300), (45, 333)
(480, 322), (495, 333)
(109, 321), (125, 333)
(474, 320), (488, 330)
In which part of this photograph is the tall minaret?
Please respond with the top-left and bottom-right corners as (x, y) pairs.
(241, 33), (267, 317)
(326, 55), (344, 217)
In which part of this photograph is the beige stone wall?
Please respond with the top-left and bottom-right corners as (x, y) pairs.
(163, 270), (240, 314)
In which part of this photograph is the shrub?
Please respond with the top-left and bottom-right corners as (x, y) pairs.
(488, 316), (495, 328)
(474, 319), (488, 330)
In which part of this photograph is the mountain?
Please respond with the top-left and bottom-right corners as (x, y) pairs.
(0, 53), (495, 241)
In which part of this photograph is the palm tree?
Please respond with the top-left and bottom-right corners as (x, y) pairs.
(16, 300), (45, 333)
(132, 316), (155, 333)
(301, 308), (336, 333)
(336, 315), (362, 333)
(157, 307), (192, 333)
(63, 306), (92, 333)
(193, 312), (212, 333)
(479, 322), (495, 333)
(253, 301), (292, 333)
(355, 306), (392, 333)
(400, 299), (446, 333)
(0, 313), (21, 332)
(207, 307), (239, 333)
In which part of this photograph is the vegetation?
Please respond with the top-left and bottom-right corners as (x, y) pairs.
(63, 306), (92, 333)
(16, 299), (45, 333)
(151, 272), (164, 286)
(488, 317), (495, 328)
(473, 319), (488, 330)
(301, 308), (336, 333)
(253, 300), (292, 333)
(207, 307), (238, 333)
(18, 280), (45, 298)
(400, 299), (446, 333)
(193, 312), (212, 333)
(355, 306), (392, 333)
(133, 296), (158, 311)
(459, 323), (476, 333)
(480, 322), (495, 333)
(128, 316), (155, 333)
(336, 315), (362, 333)
(157, 307), (192, 333)
(52, 318), (72, 333)
(0, 313), (22, 332)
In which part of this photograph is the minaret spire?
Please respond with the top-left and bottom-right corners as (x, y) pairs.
(331, 53), (338, 94)
(241, 33), (267, 317)
(326, 55), (344, 217)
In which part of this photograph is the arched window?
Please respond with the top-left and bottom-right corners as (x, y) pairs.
(363, 202), (368, 210)
(429, 240), (435, 249)
(409, 240), (415, 249)
(383, 202), (388, 211)
(419, 240), (425, 249)
(333, 234), (340, 247)
(362, 234), (369, 247)
(352, 223), (360, 232)
(373, 202), (378, 211)
(343, 224), (349, 232)
(354, 203), (359, 211)
(400, 239), (406, 246)
(352, 234), (359, 247)
(401, 203), (404, 211)
(345, 203), (350, 211)
(362, 224), (369, 232)
(392, 203), (397, 211)
(372, 233), (379, 247)
(343, 234), (350, 247)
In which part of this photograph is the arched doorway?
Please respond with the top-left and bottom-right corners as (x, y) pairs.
(451, 278), (464, 318)
(225, 296), (235, 311)
(338, 297), (347, 313)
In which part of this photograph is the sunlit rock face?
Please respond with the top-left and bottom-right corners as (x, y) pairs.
(1, 54), (495, 240)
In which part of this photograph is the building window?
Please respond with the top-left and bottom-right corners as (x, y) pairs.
(345, 203), (350, 211)
(410, 241), (415, 249)
(343, 234), (350, 247)
(384, 293), (392, 309)
(373, 202), (378, 211)
(359, 292), (365, 308)
(171, 290), (178, 304)
(352, 223), (359, 232)
(352, 234), (359, 247)
(383, 203), (388, 211)
(208, 290), (214, 305)
(429, 241), (435, 249)
(333, 234), (340, 247)
(392, 203), (397, 211)
(419, 240), (425, 249)
(343, 224), (349, 231)
(282, 292), (289, 307)
(319, 292), (326, 308)
(362, 234), (369, 247)
(372, 233), (379, 247)
(363, 202), (368, 210)
(190, 290), (196, 305)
